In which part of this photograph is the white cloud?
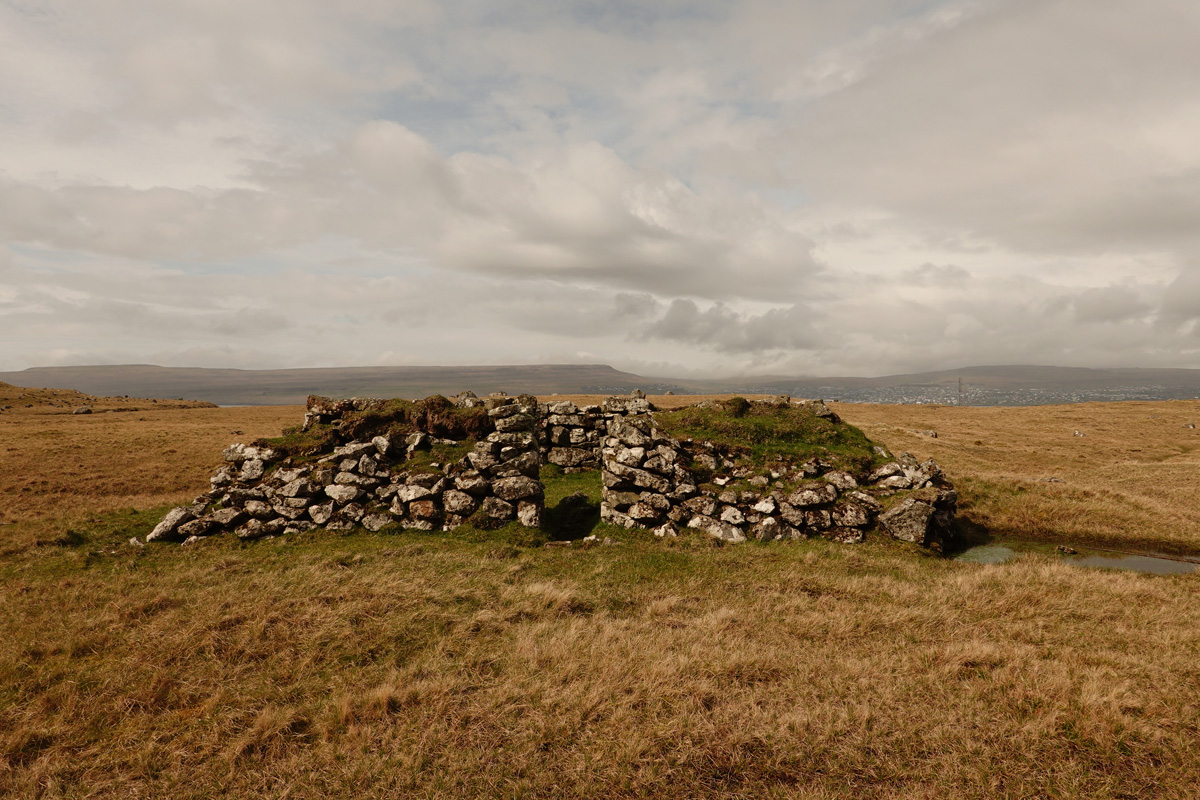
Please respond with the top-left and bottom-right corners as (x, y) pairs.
(2, 0), (1200, 377)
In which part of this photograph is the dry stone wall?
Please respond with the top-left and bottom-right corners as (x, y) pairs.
(148, 394), (544, 544)
(148, 391), (956, 549)
(599, 404), (957, 549)
(536, 395), (653, 471)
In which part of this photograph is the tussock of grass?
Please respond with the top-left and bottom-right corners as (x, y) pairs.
(404, 441), (475, 474)
(253, 424), (339, 460)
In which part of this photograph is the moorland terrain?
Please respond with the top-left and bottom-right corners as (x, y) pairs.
(4, 362), (1200, 406)
(2, 382), (1199, 798)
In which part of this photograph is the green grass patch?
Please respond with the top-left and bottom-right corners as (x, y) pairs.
(540, 465), (603, 541)
(403, 440), (475, 474)
(655, 398), (887, 475)
(251, 423), (338, 461)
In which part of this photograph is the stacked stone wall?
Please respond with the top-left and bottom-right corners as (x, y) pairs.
(599, 409), (957, 548)
(148, 394), (544, 544)
(536, 395), (652, 471)
(148, 391), (956, 549)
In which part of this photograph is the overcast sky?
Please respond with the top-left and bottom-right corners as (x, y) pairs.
(2, 0), (1199, 378)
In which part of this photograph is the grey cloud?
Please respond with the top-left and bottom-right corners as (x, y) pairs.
(3, 1), (1200, 376)
(1160, 269), (1200, 325)
(787, 0), (1200, 254)
(642, 299), (820, 354)
(1072, 286), (1152, 324)
(900, 263), (971, 287)
(1030, 170), (1200, 253)
(2, 123), (822, 304)
(613, 292), (661, 319)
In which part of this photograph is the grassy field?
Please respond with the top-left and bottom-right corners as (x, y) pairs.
(834, 399), (1200, 555)
(2, 391), (1199, 798)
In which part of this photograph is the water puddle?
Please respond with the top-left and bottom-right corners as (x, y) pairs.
(1071, 554), (1197, 575)
(954, 543), (1198, 575)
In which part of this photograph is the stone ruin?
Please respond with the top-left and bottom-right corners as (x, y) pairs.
(149, 393), (545, 544)
(598, 406), (956, 547)
(538, 394), (651, 472)
(147, 392), (957, 550)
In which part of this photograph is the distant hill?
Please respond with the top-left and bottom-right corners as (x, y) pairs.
(0, 364), (684, 406)
(686, 365), (1200, 405)
(3, 363), (1199, 406)
(707, 365), (1200, 391)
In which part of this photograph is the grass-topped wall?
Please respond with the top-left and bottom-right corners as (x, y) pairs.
(653, 397), (886, 475)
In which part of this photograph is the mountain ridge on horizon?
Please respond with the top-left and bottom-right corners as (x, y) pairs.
(3, 362), (1200, 407)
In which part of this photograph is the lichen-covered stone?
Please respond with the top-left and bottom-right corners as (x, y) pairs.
(361, 514), (392, 532)
(492, 476), (543, 502)
(517, 501), (542, 527)
(752, 517), (781, 541)
(325, 485), (361, 505)
(147, 507), (194, 542)
(177, 518), (216, 539)
(278, 478), (314, 498)
(482, 496), (515, 520)
(409, 500), (440, 520)
(443, 489), (479, 516)
(210, 507), (246, 529)
(309, 502), (335, 525)
(787, 483), (838, 507)
(240, 459), (266, 481)
(687, 515), (745, 543)
(547, 448), (593, 468)
(832, 503), (870, 528)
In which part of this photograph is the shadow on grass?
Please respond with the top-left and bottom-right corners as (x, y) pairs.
(941, 517), (994, 558)
(539, 465), (604, 542)
(543, 491), (601, 542)
(36, 528), (90, 548)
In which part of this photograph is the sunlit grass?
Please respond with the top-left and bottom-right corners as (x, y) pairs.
(3, 395), (1200, 797)
(835, 399), (1200, 553)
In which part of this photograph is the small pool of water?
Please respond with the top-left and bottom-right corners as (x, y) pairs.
(953, 543), (1198, 575)
(1072, 554), (1197, 575)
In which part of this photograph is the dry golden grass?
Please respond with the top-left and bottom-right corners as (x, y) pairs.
(830, 400), (1200, 554)
(553, 394), (1200, 554)
(0, 381), (217, 415)
(0, 395), (298, 536)
(2, 388), (1199, 798)
(3, 530), (1199, 798)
